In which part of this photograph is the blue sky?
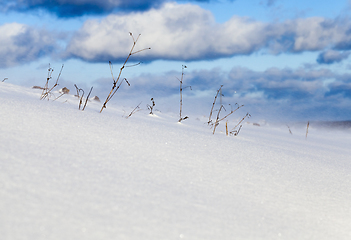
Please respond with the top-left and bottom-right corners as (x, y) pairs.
(1, 0), (351, 122)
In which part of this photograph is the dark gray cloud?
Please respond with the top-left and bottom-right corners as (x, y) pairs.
(64, 3), (351, 64)
(0, 23), (57, 68)
(0, 0), (224, 17)
(0, 0), (164, 17)
(317, 50), (350, 64)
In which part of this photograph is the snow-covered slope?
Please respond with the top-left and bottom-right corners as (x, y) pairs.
(1, 82), (351, 240)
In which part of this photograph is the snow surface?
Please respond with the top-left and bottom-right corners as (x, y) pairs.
(1, 82), (351, 240)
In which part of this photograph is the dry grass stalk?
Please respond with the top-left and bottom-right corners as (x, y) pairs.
(40, 64), (53, 99)
(232, 125), (242, 136)
(72, 85), (93, 110)
(147, 98), (156, 115)
(100, 33), (151, 113)
(126, 102), (142, 118)
(53, 87), (70, 101)
(212, 105), (225, 134)
(53, 86), (69, 101)
(208, 85), (223, 125)
(177, 65), (191, 122)
(230, 113), (251, 136)
(82, 87), (93, 111)
(40, 64), (64, 100)
(74, 84), (85, 110)
(226, 121), (228, 136)
(212, 103), (244, 134)
(306, 121), (310, 139)
(217, 104), (244, 122)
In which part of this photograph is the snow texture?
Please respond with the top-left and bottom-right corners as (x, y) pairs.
(1, 82), (351, 240)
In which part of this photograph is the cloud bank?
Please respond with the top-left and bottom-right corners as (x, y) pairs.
(91, 65), (351, 121)
(2, 3), (351, 67)
(64, 3), (351, 64)
(0, 23), (56, 68)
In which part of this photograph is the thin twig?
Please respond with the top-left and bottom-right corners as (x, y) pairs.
(100, 33), (150, 113)
(226, 121), (228, 136)
(231, 125), (242, 136)
(108, 78), (130, 102)
(109, 61), (115, 82)
(208, 85), (223, 125)
(53, 93), (65, 101)
(126, 102), (142, 118)
(217, 103), (244, 123)
(40, 64), (53, 100)
(213, 105), (225, 134)
(82, 87), (93, 111)
(230, 113), (251, 135)
(41, 64), (64, 100)
(74, 84), (85, 110)
(178, 65), (191, 122)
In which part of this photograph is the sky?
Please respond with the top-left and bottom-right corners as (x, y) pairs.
(1, 0), (351, 121)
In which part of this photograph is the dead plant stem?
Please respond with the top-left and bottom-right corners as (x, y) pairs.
(100, 33), (150, 113)
(208, 85), (223, 125)
(82, 87), (93, 111)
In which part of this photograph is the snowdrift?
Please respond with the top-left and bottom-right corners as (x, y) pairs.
(1, 82), (351, 240)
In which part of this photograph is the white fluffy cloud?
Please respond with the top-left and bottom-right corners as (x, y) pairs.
(0, 23), (56, 68)
(64, 3), (351, 63)
(65, 3), (219, 61)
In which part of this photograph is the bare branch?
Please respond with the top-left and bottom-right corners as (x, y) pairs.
(82, 87), (93, 111)
(40, 64), (64, 100)
(178, 65), (191, 122)
(131, 47), (152, 55)
(100, 33), (150, 113)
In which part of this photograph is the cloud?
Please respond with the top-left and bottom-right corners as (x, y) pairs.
(92, 64), (351, 121)
(325, 73), (351, 98)
(0, 0), (228, 17)
(317, 49), (350, 64)
(64, 3), (351, 63)
(0, 23), (57, 68)
(260, 0), (278, 7)
(207, 67), (351, 120)
(0, 0), (165, 17)
(223, 67), (333, 102)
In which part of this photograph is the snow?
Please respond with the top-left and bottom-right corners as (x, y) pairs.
(1, 82), (351, 240)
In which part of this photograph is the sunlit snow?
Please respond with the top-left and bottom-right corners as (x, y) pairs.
(1, 82), (351, 240)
